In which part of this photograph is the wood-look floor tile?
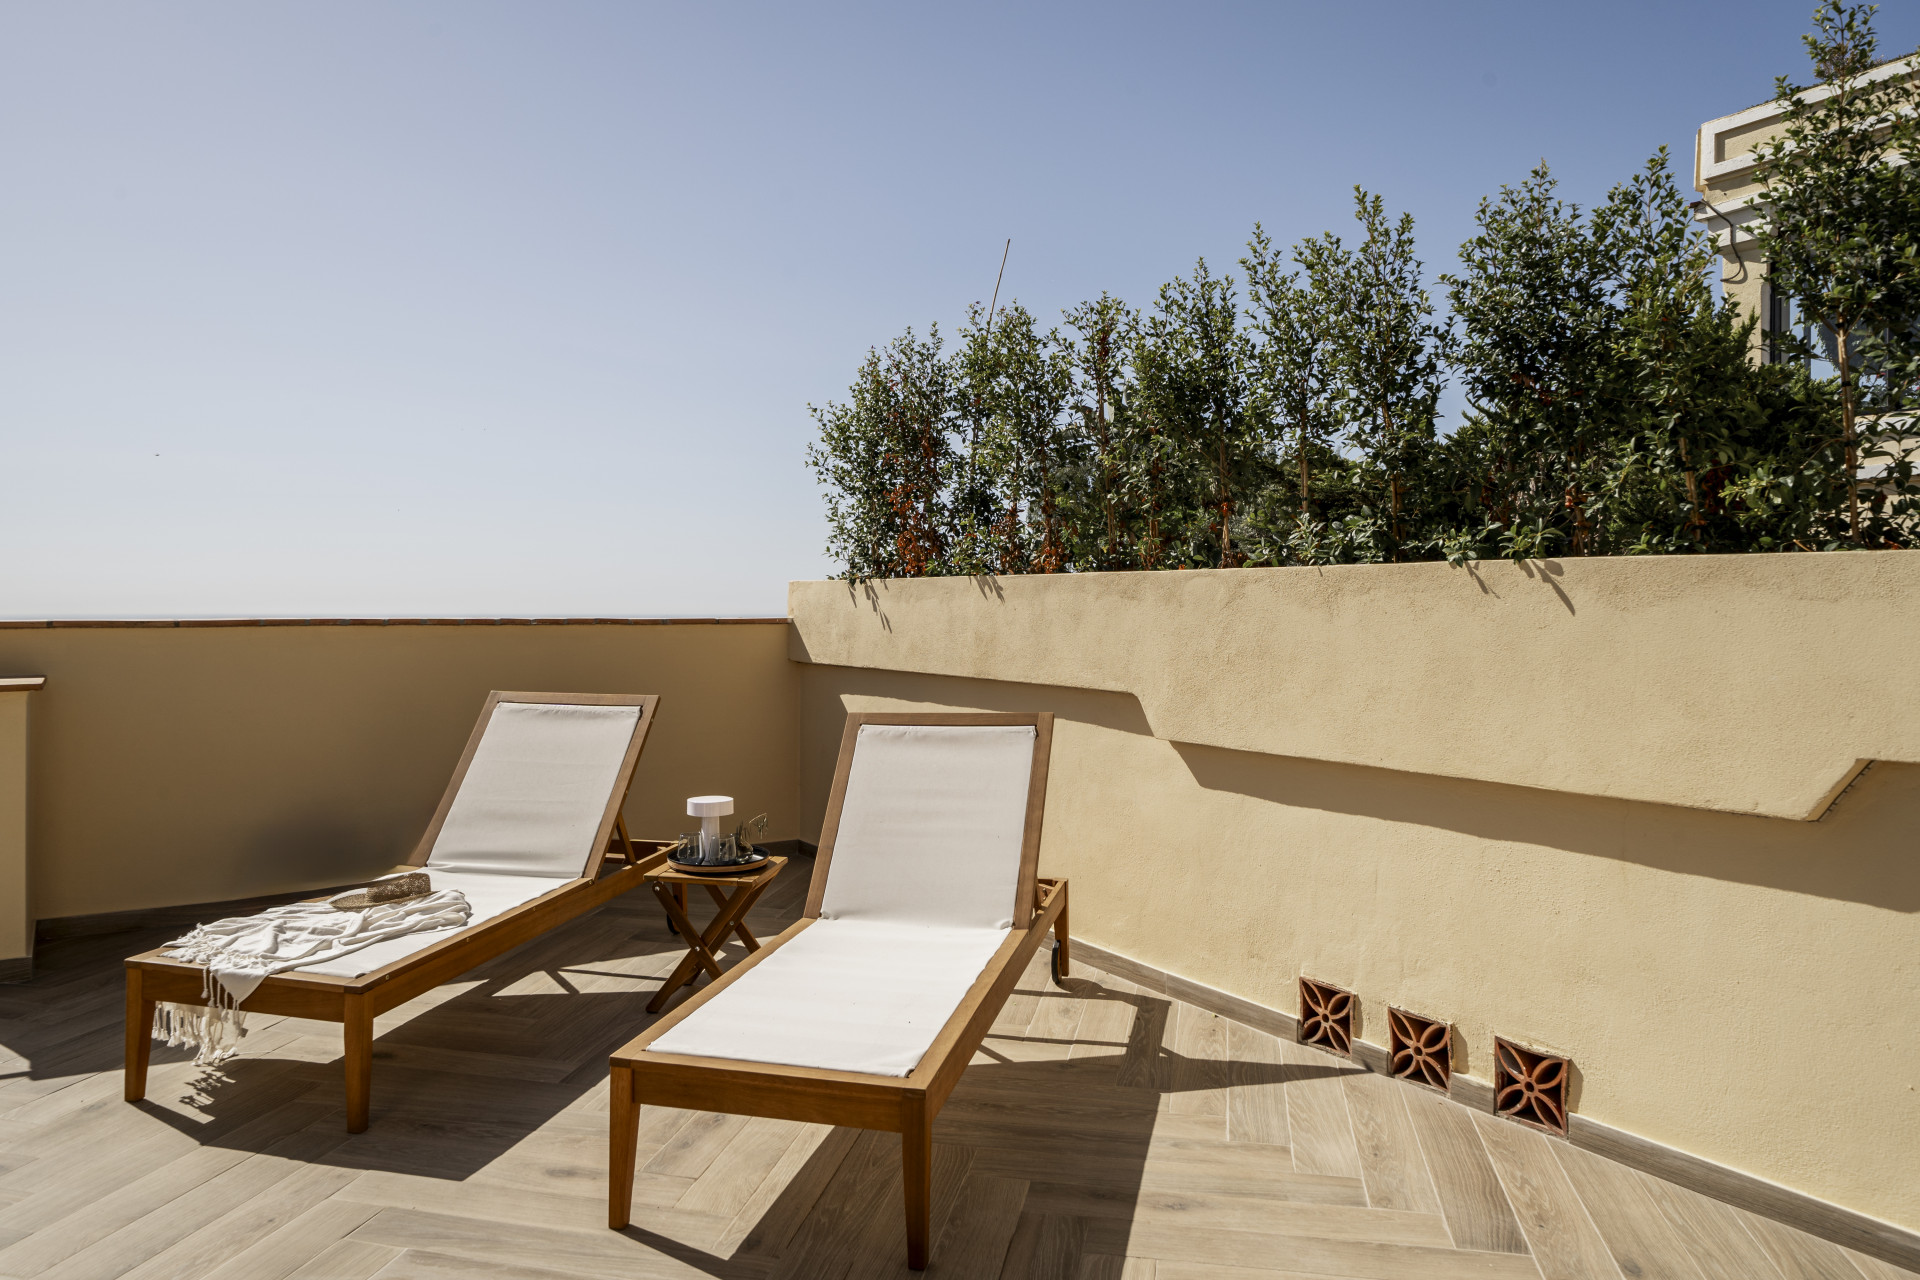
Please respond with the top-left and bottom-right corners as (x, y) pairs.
(1070, 980), (1140, 1073)
(1738, 1206), (1870, 1280)
(645, 1111), (750, 1180)
(1848, 1247), (1920, 1280)
(917, 1174), (1029, 1279)
(349, 1207), (728, 1280)
(1023, 1182), (1451, 1246)
(199, 1197), (382, 1280)
(1635, 1171), (1783, 1280)
(677, 1118), (808, 1220)
(1276, 1039), (1363, 1181)
(1115, 992), (1175, 1092)
(1000, 1211), (1087, 1280)
(765, 1130), (899, 1280)
(366, 1247), (594, 1280)
(0, 1100), (336, 1279)
(0, 883), (1892, 1280)
(1168, 1006), (1229, 1118)
(115, 1162), (364, 1280)
(843, 1143), (974, 1280)
(1471, 1111), (1617, 1280)
(1344, 1070), (1441, 1216)
(282, 1238), (400, 1280)
(1399, 1089), (1527, 1255)
(1225, 1023), (1289, 1148)
(724, 1124), (861, 1259)
(1094, 1221), (1543, 1278)
(1552, 1143), (1705, 1280)
(1026, 985), (1089, 1059)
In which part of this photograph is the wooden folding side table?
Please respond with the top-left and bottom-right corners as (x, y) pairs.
(644, 857), (787, 1013)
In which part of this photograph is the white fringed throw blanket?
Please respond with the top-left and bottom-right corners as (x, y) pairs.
(155, 890), (472, 1064)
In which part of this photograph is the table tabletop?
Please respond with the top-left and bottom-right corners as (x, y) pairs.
(643, 854), (787, 889)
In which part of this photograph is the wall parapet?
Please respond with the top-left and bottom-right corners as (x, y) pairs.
(789, 552), (1920, 820)
(0, 617), (788, 629)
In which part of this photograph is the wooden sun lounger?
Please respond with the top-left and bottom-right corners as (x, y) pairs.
(607, 712), (1067, 1271)
(125, 690), (666, 1133)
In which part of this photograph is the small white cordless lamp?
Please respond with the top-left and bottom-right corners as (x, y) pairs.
(687, 795), (734, 841)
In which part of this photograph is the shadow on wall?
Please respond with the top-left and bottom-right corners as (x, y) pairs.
(1176, 742), (1920, 913)
(796, 666), (1156, 839)
(804, 665), (1153, 736)
(800, 664), (1919, 914)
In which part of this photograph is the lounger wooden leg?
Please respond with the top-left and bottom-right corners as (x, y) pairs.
(124, 968), (154, 1103)
(1054, 881), (1070, 982)
(343, 993), (372, 1133)
(609, 1064), (639, 1229)
(903, 1100), (932, 1270)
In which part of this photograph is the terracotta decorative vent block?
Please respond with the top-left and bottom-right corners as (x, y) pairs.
(1388, 1007), (1451, 1092)
(1297, 977), (1353, 1056)
(1494, 1037), (1570, 1135)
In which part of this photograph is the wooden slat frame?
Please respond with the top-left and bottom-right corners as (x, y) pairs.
(125, 690), (661, 1133)
(609, 711), (1064, 1272)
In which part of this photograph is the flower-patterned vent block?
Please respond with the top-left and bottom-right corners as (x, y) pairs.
(1297, 977), (1354, 1056)
(1494, 1036), (1570, 1135)
(1388, 1007), (1451, 1092)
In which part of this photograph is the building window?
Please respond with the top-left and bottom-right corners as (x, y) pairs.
(1766, 285), (1798, 365)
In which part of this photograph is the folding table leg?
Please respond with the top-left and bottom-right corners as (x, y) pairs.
(647, 884), (727, 1014)
(696, 885), (765, 965)
(704, 879), (771, 951)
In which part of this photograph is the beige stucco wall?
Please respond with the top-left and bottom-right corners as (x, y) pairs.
(0, 621), (800, 921)
(793, 553), (1920, 819)
(0, 692), (29, 963)
(790, 555), (1920, 1233)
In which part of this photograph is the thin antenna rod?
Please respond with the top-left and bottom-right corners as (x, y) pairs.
(985, 238), (1011, 335)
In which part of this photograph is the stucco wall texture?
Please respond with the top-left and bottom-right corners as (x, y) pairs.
(790, 553), (1920, 1235)
(0, 621), (798, 921)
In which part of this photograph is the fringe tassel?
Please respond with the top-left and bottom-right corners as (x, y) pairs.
(149, 953), (254, 1066)
(152, 1001), (250, 1065)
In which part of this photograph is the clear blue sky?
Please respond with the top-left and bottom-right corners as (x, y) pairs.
(5, 2), (1913, 617)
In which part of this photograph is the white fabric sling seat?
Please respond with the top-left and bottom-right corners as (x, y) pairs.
(644, 919), (1009, 1076)
(611, 713), (1070, 1272)
(128, 691), (665, 1133)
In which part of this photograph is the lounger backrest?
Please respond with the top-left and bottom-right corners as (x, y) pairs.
(815, 722), (1041, 930)
(422, 698), (647, 878)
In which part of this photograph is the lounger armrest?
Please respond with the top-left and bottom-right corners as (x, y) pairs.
(608, 839), (676, 875)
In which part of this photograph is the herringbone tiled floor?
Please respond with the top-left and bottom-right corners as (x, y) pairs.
(0, 863), (1909, 1280)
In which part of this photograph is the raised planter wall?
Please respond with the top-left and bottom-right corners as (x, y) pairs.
(788, 552), (1920, 1236)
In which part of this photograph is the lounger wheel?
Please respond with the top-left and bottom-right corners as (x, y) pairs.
(1050, 941), (1064, 988)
